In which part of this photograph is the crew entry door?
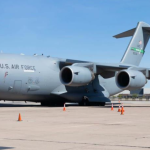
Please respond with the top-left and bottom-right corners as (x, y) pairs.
(13, 80), (22, 94)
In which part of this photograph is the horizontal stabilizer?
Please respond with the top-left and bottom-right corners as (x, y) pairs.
(113, 28), (136, 38)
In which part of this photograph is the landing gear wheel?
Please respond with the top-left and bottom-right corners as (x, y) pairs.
(55, 102), (64, 107)
(41, 101), (47, 106)
(79, 96), (90, 106)
(99, 102), (105, 106)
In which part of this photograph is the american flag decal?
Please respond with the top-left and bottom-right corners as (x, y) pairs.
(139, 40), (142, 45)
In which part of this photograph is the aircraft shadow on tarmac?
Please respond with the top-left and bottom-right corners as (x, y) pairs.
(0, 103), (40, 107)
(0, 146), (14, 150)
(0, 102), (79, 107)
(0, 102), (150, 108)
(0, 103), (78, 107)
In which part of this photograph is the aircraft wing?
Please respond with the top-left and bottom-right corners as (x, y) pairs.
(63, 59), (131, 78)
(63, 59), (150, 79)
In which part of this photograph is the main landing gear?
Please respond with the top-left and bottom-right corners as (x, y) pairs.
(79, 96), (106, 106)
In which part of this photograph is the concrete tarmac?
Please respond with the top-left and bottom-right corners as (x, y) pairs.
(0, 101), (150, 150)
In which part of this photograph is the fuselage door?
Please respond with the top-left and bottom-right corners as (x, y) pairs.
(13, 80), (22, 94)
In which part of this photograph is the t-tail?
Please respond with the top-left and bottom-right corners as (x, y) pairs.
(113, 22), (150, 66)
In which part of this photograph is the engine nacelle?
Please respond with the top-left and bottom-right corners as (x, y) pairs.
(60, 66), (95, 86)
(116, 70), (147, 90)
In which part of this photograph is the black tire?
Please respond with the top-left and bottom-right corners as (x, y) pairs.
(79, 97), (90, 106)
(55, 102), (64, 107)
(41, 101), (47, 106)
(78, 101), (84, 106)
(99, 102), (105, 106)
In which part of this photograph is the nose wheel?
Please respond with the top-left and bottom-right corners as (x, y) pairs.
(79, 96), (90, 106)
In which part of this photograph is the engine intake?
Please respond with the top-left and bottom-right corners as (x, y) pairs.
(60, 66), (95, 86)
(116, 70), (147, 90)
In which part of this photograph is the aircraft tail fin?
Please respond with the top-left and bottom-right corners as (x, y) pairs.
(113, 22), (150, 66)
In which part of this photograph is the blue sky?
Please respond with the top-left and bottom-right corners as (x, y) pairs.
(0, 0), (150, 87)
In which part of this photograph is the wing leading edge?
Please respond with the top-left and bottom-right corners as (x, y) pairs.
(62, 59), (150, 79)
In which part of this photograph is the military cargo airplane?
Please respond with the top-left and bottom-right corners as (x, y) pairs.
(0, 22), (150, 106)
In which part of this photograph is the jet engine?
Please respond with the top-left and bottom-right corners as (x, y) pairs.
(60, 66), (95, 86)
(116, 70), (147, 90)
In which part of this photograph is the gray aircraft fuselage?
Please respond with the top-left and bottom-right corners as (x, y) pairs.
(0, 54), (121, 103)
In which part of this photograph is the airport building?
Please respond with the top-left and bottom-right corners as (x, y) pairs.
(114, 88), (150, 99)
